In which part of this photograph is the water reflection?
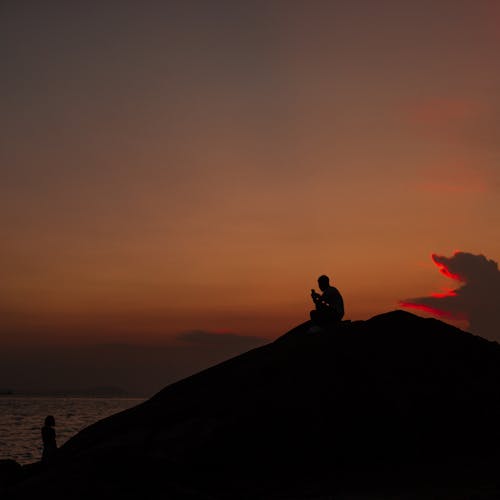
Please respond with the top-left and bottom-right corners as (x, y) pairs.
(0, 397), (144, 464)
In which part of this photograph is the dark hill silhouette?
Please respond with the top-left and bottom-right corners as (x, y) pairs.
(8, 310), (500, 499)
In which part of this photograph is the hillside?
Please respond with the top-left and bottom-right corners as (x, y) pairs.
(8, 310), (500, 499)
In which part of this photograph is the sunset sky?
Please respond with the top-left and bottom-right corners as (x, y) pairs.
(2, 1), (500, 394)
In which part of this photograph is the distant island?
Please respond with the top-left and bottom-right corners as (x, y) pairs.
(0, 386), (132, 398)
(47, 386), (131, 398)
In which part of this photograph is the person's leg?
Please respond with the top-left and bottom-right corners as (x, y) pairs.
(321, 311), (342, 330)
(309, 310), (327, 332)
(310, 310), (320, 322)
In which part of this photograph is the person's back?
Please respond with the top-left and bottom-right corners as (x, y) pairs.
(320, 285), (344, 321)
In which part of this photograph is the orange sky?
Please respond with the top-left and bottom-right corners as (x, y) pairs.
(2, 1), (500, 354)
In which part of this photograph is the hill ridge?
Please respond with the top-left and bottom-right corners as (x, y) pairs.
(9, 310), (500, 499)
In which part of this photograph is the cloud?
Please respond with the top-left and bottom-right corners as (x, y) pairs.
(176, 330), (267, 349)
(0, 331), (269, 397)
(405, 96), (500, 152)
(400, 251), (500, 340)
(415, 161), (488, 195)
(407, 97), (479, 129)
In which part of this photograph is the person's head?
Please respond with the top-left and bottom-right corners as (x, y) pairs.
(44, 415), (55, 427)
(317, 275), (330, 291)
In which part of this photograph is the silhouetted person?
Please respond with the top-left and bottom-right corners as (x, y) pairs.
(310, 275), (344, 329)
(41, 415), (57, 464)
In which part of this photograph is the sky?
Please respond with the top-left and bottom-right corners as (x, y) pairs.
(2, 1), (500, 395)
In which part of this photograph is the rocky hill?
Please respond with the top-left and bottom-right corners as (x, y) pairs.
(7, 310), (500, 499)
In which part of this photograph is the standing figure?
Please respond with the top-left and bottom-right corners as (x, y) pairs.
(310, 274), (344, 328)
(41, 415), (57, 464)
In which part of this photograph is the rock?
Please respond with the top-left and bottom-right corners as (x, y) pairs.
(10, 310), (500, 498)
(0, 459), (22, 488)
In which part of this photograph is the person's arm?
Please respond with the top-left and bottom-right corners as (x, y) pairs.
(315, 289), (339, 310)
(311, 289), (321, 304)
(316, 296), (333, 308)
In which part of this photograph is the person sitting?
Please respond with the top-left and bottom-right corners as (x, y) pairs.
(41, 415), (57, 464)
(310, 274), (344, 329)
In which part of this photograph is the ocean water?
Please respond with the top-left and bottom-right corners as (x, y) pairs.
(0, 396), (145, 465)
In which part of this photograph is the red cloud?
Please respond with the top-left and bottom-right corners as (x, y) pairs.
(432, 253), (463, 281)
(400, 252), (500, 340)
(408, 98), (479, 128)
(414, 160), (489, 195)
(408, 97), (484, 131)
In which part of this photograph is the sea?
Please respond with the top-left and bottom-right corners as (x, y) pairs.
(0, 396), (145, 465)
